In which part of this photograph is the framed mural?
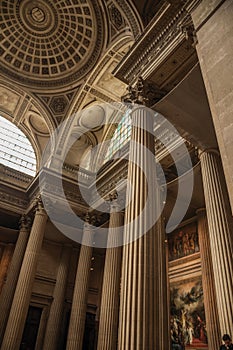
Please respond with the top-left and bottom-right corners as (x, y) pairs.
(168, 222), (199, 261)
(170, 278), (208, 349)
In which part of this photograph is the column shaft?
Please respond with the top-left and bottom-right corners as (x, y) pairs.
(1, 199), (47, 350)
(66, 222), (93, 350)
(157, 217), (169, 349)
(43, 245), (71, 350)
(118, 106), (168, 350)
(196, 208), (221, 348)
(97, 200), (123, 350)
(200, 150), (233, 335)
(0, 244), (14, 294)
(0, 216), (30, 343)
(191, 0), (233, 212)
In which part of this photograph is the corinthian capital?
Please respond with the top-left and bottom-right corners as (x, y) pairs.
(19, 214), (31, 229)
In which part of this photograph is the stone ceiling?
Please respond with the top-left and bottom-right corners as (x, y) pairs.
(0, 0), (104, 89)
(0, 0), (142, 168)
(132, 0), (164, 26)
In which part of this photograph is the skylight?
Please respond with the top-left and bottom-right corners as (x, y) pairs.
(0, 116), (36, 176)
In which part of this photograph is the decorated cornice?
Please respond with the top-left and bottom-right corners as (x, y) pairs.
(113, 1), (197, 85)
(0, 131), (197, 217)
(0, 164), (32, 189)
(0, 189), (28, 214)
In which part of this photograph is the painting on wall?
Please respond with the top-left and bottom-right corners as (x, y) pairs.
(170, 279), (208, 349)
(168, 222), (199, 261)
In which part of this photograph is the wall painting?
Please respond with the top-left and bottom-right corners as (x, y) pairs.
(170, 279), (208, 349)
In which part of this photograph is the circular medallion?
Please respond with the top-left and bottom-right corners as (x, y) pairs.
(80, 106), (105, 130)
(31, 7), (46, 23)
(20, 1), (56, 34)
(29, 113), (49, 134)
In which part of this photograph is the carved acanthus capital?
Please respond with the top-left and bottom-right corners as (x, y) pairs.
(107, 190), (125, 214)
(108, 190), (118, 202)
(19, 214), (31, 230)
(121, 76), (148, 105)
(83, 212), (99, 226)
(84, 212), (91, 223)
(33, 195), (45, 213)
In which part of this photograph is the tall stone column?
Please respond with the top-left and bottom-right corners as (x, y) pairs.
(190, 0), (233, 213)
(66, 217), (93, 350)
(118, 104), (169, 349)
(157, 216), (169, 349)
(0, 215), (31, 343)
(196, 208), (221, 349)
(0, 243), (14, 294)
(1, 197), (47, 350)
(199, 149), (233, 336)
(97, 194), (124, 350)
(43, 244), (72, 350)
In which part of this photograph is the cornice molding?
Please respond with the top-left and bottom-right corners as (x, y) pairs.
(0, 164), (32, 189)
(113, 2), (196, 85)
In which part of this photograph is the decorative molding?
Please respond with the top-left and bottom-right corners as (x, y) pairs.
(70, 37), (133, 115)
(35, 274), (56, 286)
(108, 3), (125, 31)
(113, 3), (196, 85)
(112, 0), (143, 38)
(0, 164), (32, 188)
(0, 0), (105, 89)
(89, 87), (115, 103)
(49, 95), (69, 115)
(168, 252), (201, 283)
(0, 191), (28, 210)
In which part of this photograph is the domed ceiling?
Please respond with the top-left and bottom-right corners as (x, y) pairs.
(0, 0), (104, 89)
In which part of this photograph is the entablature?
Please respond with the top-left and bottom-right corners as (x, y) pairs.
(113, 0), (198, 105)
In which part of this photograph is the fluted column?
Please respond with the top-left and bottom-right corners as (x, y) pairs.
(66, 218), (93, 350)
(118, 105), (168, 350)
(196, 208), (221, 348)
(157, 216), (169, 349)
(0, 243), (14, 294)
(97, 195), (124, 350)
(43, 244), (72, 350)
(1, 197), (47, 350)
(199, 149), (233, 336)
(0, 215), (31, 343)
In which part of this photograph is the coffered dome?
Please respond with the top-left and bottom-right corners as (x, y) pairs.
(0, 0), (104, 89)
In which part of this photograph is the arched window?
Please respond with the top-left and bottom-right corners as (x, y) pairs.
(105, 109), (131, 162)
(0, 116), (36, 176)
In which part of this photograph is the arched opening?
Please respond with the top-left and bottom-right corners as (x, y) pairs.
(0, 116), (36, 176)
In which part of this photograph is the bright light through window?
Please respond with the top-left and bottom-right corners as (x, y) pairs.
(105, 109), (131, 162)
(0, 116), (36, 176)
